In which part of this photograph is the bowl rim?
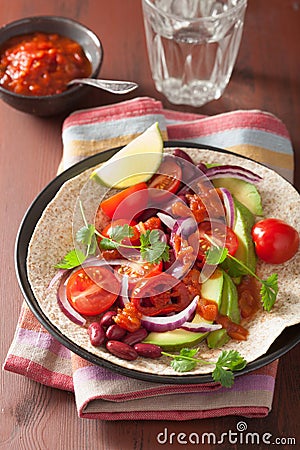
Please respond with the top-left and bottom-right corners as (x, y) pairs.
(0, 15), (103, 100)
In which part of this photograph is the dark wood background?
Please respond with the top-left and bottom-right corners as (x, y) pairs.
(1, 1), (299, 449)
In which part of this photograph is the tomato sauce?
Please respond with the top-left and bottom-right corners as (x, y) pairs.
(0, 32), (92, 96)
(237, 275), (261, 319)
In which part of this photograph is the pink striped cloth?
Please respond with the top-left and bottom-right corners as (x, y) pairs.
(4, 97), (294, 420)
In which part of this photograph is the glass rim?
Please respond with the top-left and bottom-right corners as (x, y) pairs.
(142, 0), (248, 22)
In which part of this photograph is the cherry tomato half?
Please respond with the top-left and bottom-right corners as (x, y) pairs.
(117, 260), (162, 281)
(197, 220), (239, 263)
(131, 272), (191, 316)
(100, 182), (148, 220)
(251, 218), (299, 264)
(148, 157), (182, 203)
(66, 266), (120, 316)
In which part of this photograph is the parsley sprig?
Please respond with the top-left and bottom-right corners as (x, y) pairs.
(55, 201), (170, 269)
(162, 348), (247, 388)
(205, 243), (278, 312)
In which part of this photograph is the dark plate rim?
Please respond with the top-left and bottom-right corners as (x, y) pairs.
(15, 141), (300, 384)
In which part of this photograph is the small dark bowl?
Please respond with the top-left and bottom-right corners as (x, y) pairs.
(0, 16), (103, 116)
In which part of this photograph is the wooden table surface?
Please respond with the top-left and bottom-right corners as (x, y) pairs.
(1, 1), (299, 449)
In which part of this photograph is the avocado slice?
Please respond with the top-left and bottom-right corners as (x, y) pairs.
(233, 198), (257, 273)
(207, 270), (240, 348)
(213, 177), (263, 216)
(219, 271), (240, 323)
(143, 269), (224, 351)
(221, 198), (257, 279)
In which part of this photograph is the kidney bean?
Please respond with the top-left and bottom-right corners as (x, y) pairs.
(100, 311), (117, 328)
(106, 340), (138, 361)
(122, 327), (148, 346)
(173, 148), (194, 164)
(87, 322), (105, 347)
(134, 343), (162, 359)
(106, 324), (127, 340)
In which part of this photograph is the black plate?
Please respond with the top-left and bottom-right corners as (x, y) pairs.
(15, 142), (300, 384)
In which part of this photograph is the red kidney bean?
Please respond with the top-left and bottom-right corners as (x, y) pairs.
(106, 340), (138, 361)
(173, 148), (194, 164)
(100, 311), (117, 328)
(122, 327), (148, 346)
(106, 324), (126, 340)
(134, 343), (162, 359)
(87, 322), (105, 347)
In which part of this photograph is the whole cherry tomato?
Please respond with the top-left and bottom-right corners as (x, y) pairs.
(251, 218), (299, 264)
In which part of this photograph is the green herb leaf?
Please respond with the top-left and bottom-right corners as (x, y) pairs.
(55, 249), (86, 269)
(108, 224), (134, 243)
(170, 357), (197, 372)
(212, 350), (247, 387)
(216, 349), (247, 370)
(140, 229), (170, 263)
(261, 273), (278, 312)
(170, 348), (199, 372)
(99, 238), (119, 250)
(179, 348), (199, 358)
(76, 224), (97, 255)
(206, 246), (228, 265)
(162, 348), (247, 388)
(212, 365), (234, 388)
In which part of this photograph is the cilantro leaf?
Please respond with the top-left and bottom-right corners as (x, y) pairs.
(108, 224), (134, 242)
(179, 348), (199, 358)
(171, 358), (197, 372)
(99, 238), (119, 250)
(212, 365), (234, 388)
(261, 273), (278, 312)
(212, 350), (247, 387)
(170, 348), (199, 372)
(216, 350), (247, 370)
(206, 246), (228, 265)
(162, 348), (247, 388)
(55, 249), (86, 269)
(140, 229), (170, 263)
(76, 224), (97, 255)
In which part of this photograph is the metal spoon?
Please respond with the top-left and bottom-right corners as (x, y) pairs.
(67, 78), (138, 94)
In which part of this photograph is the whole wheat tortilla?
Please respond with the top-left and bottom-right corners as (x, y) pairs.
(26, 148), (300, 376)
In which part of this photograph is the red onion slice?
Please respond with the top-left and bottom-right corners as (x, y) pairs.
(157, 212), (176, 230)
(219, 187), (235, 229)
(205, 165), (262, 183)
(119, 275), (130, 307)
(180, 322), (222, 332)
(140, 295), (199, 332)
(57, 272), (86, 326)
(47, 269), (68, 290)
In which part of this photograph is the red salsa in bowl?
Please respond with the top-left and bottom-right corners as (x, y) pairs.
(0, 31), (92, 96)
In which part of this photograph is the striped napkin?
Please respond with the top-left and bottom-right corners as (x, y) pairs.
(4, 97), (294, 420)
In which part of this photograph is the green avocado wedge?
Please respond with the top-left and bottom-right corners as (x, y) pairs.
(207, 271), (240, 349)
(212, 177), (263, 216)
(221, 198), (257, 278)
(143, 269), (224, 351)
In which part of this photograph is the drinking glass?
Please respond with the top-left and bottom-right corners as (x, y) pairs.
(142, 0), (247, 107)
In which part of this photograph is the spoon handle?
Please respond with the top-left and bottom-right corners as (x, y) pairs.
(68, 78), (138, 94)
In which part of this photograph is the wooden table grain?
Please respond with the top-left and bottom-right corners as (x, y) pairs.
(1, 1), (299, 449)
